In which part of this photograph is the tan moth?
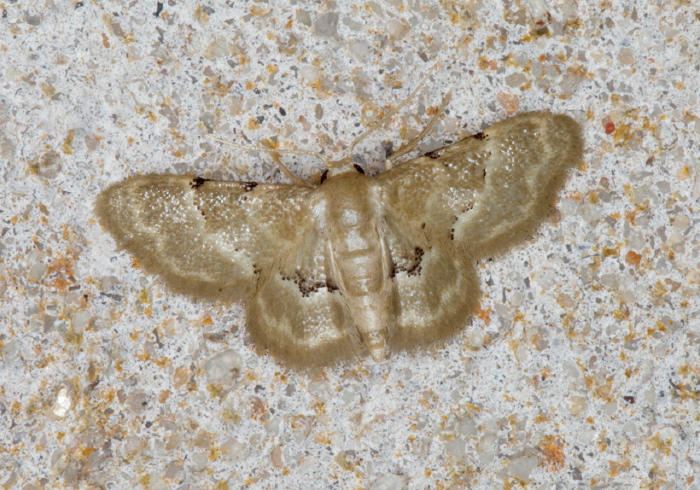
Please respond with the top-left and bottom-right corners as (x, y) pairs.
(96, 84), (583, 368)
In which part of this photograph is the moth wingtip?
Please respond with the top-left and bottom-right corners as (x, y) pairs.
(94, 184), (117, 232)
(551, 113), (585, 165)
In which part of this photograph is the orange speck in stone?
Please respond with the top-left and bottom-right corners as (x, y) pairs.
(314, 432), (332, 445)
(496, 92), (520, 115)
(539, 435), (566, 470)
(247, 117), (261, 130)
(476, 308), (492, 325)
(602, 246), (618, 257)
(477, 56), (497, 70)
(45, 254), (77, 292)
(625, 251), (642, 266)
(604, 121), (616, 135)
(677, 165), (691, 180)
(250, 397), (267, 419)
(173, 367), (190, 389)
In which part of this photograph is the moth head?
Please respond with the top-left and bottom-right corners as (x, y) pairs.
(320, 157), (366, 184)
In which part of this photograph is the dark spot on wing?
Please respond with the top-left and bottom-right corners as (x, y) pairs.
(353, 164), (365, 174)
(414, 247), (424, 262)
(473, 132), (488, 140)
(482, 168), (487, 179)
(448, 214), (464, 240)
(243, 181), (258, 192)
(191, 176), (208, 189)
(391, 247), (424, 277)
(319, 169), (329, 184)
(424, 148), (444, 159)
(421, 222), (426, 229)
(281, 270), (338, 297)
(191, 180), (209, 217)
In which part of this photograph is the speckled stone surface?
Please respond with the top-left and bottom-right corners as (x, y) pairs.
(1, 1), (699, 489)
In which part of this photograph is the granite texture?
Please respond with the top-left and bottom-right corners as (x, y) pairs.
(1, 1), (699, 488)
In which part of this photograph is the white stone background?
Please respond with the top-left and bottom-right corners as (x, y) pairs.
(1, 0), (699, 488)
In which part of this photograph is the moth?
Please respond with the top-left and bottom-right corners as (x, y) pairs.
(96, 91), (583, 368)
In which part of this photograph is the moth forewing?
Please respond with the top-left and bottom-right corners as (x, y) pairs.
(378, 112), (583, 258)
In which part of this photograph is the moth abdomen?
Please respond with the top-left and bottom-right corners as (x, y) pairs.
(322, 173), (395, 361)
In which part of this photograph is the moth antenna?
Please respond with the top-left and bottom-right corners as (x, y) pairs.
(384, 90), (452, 169)
(207, 135), (330, 168)
(347, 62), (440, 157)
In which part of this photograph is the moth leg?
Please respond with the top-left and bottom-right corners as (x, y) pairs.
(269, 152), (316, 187)
(384, 91), (451, 170)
